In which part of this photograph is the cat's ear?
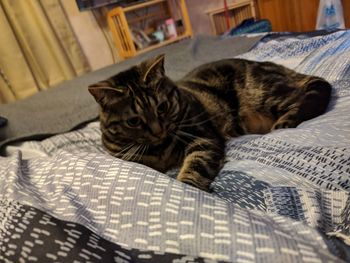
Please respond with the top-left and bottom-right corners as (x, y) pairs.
(142, 54), (165, 83)
(88, 80), (125, 105)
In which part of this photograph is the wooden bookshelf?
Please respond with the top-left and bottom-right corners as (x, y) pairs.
(107, 0), (193, 59)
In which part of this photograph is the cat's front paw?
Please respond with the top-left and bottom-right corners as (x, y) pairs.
(177, 172), (212, 192)
(271, 119), (298, 130)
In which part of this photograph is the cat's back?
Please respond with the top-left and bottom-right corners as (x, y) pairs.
(178, 58), (300, 98)
(180, 58), (249, 84)
(180, 58), (294, 85)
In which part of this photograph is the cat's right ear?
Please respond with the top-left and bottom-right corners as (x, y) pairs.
(142, 54), (165, 84)
(88, 81), (125, 105)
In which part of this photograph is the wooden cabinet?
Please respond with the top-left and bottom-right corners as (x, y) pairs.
(255, 0), (350, 32)
(344, 0), (350, 27)
(107, 0), (192, 59)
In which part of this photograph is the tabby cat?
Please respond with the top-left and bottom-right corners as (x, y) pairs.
(88, 54), (331, 191)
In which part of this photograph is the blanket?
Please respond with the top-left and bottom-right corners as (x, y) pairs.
(1, 31), (350, 262)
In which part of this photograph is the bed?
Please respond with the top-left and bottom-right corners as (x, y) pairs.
(0, 30), (349, 262)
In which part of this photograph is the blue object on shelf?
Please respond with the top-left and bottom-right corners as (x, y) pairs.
(223, 18), (272, 37)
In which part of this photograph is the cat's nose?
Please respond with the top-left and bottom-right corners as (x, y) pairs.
(150, 122), (162, 136)
(154, 130), (162, 137)
(153, 129), (166, 139)
(150, 130), (166, 143)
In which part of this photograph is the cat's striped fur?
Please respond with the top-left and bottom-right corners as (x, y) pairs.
(89, 54), (331, 191)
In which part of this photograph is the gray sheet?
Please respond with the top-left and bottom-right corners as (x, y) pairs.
(0, 35), (262, 151)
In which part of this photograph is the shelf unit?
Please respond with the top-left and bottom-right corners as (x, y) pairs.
(207, 0), (256, 35)
(107, 0), (192, 59)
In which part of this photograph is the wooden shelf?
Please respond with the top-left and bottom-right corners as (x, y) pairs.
(123, 0), (166, 12)
(137, 34), (189, 54)
(207, 0), (256, 35)
(107, 0), (193, 59)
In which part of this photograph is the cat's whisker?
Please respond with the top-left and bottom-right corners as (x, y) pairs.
(176, 110), (207, 126)
(175, 131), (206, 151)
(119, 143), (135, 153)
(137, 145), (144, 162)
(177, 130), (202, 140)
(177, 106), (191, 123)
(142, 144), (149, 161)
(131, 144), (144, 161)
(137, 144), (147, 162)
(177, 130), (220, 150)
(113, 143), (135, 158)
(131, 144), (142, 162)
(172, 132), (212, 154)
(174, 133), (222, 165)
(117, 142), (148, 162)
(171, 132), (190, 146)
(178, 119), (211, 128)
(122, 144), (140, 161)
(178, 109), (235, 128)
(135, 145), (142, 162)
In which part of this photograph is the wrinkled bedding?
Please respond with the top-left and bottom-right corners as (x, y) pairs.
(1, 31), (350, 262)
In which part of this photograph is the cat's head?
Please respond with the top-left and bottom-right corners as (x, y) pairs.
(88, 54), (182, 146)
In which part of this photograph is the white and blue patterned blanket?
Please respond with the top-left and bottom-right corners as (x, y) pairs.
(1, 31), (350, 262)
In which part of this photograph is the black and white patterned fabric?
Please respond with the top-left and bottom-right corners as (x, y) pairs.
(0, 200), (215, 263)
(1, 31), (350, 262)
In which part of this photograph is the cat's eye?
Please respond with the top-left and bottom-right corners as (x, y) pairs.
(157, 101), (168, 114)
(126, 117), (142, 127)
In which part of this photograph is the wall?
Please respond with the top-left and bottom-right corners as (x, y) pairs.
(186, 0), (238, 35)
(61, 0), (117, 71)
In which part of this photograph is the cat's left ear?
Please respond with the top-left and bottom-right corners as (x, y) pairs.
(142, 54), (165, 83)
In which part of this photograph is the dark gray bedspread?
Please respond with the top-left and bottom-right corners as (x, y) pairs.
(0, 35), (262, 151)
